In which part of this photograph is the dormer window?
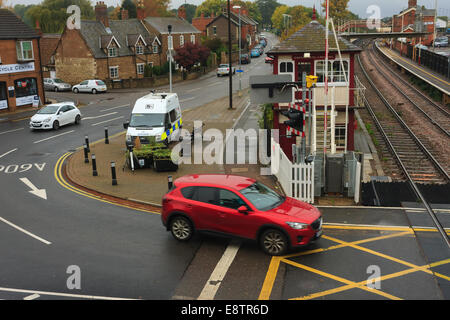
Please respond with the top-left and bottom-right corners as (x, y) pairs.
(136, 45), (144, 55)
(152, 44), (159, 53)
(108, 47), (118, 57)
(180, 35), (184, 47)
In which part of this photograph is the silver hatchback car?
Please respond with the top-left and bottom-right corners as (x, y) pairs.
(72, 79), (107, 94)
(44, 78), (72, 92)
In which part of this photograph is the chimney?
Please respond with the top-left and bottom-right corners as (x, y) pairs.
(241, 9), (248, 16)
(312, 5), (316, 21)
(408, 0), (417, 8)
(95, 1), (109, 27)
(178, 6), (186, 20)
(121, 9), (129, 21)
(35, 19), (42, 36)
(136, 0), (146, 20)
(201, 12), (204, 18)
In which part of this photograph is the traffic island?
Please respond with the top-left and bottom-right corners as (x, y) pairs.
(65, 93), (279, 206)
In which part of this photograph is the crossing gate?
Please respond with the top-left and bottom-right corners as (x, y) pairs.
(271, 138), (314, 203)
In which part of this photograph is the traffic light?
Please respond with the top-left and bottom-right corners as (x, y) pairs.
(283, 109), (303, 133)
(306, 75), (318, 88)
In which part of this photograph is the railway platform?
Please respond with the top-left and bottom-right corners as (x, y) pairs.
(377, 43), (450, 104)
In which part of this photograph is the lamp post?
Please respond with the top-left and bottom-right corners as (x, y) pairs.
(227, 0), (233, 109)
(168, 24), (173, 92)
(233, 5), (242, 93)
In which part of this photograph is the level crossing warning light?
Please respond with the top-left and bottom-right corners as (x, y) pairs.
(282, 108), (304, 135)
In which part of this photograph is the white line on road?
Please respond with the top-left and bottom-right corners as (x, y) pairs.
(33, 130), (75, 144)
(83, 112), (117, 120)
(198, 239), (241, 300)
(23, 293), (40, 300)
(0, 286), (137, 300)
(180, 97), (196, 103)
(0, 148), (18, 159)
(99, 105), (129, 112)
(186, 87), (202, 93)
(206, 81), (221, 87)
(0, 216), (51, 245)
(91, 116), (124, 126)
(0, 128), (24, 135)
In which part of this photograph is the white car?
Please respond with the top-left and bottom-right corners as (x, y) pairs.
(72, 79), (107, 94)
(30, 102), (81, 130)
(216, 64), (236, 77)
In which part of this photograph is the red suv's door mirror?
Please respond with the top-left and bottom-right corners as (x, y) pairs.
(238, 206), (249, 214)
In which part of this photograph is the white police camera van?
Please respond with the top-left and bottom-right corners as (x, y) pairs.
(124, 92), (182, 147)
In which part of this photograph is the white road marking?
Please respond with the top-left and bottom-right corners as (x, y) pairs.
(0, 148), (18, 159)
(198, 239), (241, 300)
(0, 128), (24, 135)
(19, 177), (47, 200)
(186, 87), (202, 93)
(23, 293), (40, 300)
(91, 116), (124, 126)
(180, 97), (196, 103)
(0, 286), (137, 300)
(99, 105), (129, 112)
(33, 130), (74, 144)
(0, 216), (51, 245)
(206, 81), (221, 87)
(83, 112), (117, 120)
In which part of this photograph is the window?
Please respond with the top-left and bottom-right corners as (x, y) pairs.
(315, 60), (349, 83)
(136, 45), (144, 55)
(335, 125), (346, 148)
(152, 44), (159, 53)
(279, 61), (293, 73)
(180, 187), (195, 199)
(16, 41), (34, 61)
(137, 63), (145, 75)
(190, 34), (195, 43)
(213, 26), (217, 35)
(109, 66), (119, 78)
(217, 189), (246, 210)
(108, 47), (118, 57)
(180, 35), (184, 47)
(14, 78), (37, 98)
(169, 109), (177, 122)
(297, 62), (311, 80)
(192, 187), (218, 205)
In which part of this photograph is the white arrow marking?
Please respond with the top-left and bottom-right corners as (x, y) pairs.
(19, 178), (47, 200)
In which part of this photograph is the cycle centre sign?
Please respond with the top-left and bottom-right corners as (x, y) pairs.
(0, 62), (35, 75)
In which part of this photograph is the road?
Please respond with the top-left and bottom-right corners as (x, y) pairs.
(0, 32), (448, 301)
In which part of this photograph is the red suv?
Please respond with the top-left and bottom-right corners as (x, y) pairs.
(161, 174), (322, 256)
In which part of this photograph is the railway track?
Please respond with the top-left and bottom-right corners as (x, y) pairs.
(357, 47), (450, 184)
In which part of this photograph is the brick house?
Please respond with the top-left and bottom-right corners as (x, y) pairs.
(206, 10), (258, 50)
(54, 2), (162, 85)
(266, 19), (362, 161)
(0, 9), (45, 113)
(392, 0), (436, 45)
(39, 33), (61, 79)
(192, 12), (215, 36)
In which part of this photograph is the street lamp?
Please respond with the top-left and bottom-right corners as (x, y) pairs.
(233, 5), (242, 93)
(168, 24), (173, 92)
(227, 0), (233, 109)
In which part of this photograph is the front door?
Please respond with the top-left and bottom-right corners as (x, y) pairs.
(0, 82), (8, 110)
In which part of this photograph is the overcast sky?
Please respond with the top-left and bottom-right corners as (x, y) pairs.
(6, 0), (450, 18)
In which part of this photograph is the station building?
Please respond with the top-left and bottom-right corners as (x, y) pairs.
(0, 9), (45, 113)
(266, 18), (362, 161)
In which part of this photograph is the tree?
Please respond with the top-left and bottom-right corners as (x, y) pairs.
(194, 0), (225, 18)
(256, 0), (281, 27)
(270, 5), (289, 31)
(121, 0), (136, 19)
(24, 0), (94, 33)
(174, 43), (211, 71)
(136, 0), (171, 17)
(180, 4), (197, 23)
(321, 0), (352, 21)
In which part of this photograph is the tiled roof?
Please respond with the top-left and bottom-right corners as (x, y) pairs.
(268, 21), (361, 54)
(40, 34), (61, 65)
(144, 17), (200, 34)
(0, 9), (39, 39)
(79, 19), (158, 59)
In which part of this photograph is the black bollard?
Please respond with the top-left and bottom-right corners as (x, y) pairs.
(104, 126), (109, 144)
(168, 175), (173, 191)
(83, 144), (89, 163)
(111, 162), (117, 185)
(91, 153), (98, 176)
(85, 135), (90, 152)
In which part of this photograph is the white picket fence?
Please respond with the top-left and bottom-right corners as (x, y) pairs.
(271, 138), (315, 203)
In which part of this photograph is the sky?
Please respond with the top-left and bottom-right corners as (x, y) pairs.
(6, 0), (450, 19)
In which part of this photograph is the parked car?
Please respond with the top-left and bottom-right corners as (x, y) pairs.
(254, 44), (264, 54)
(260, 39), (267, 47)
(414, 44), (428, 50)
(72, 79), (107, 94)
(44, 78), (71, 92)
(251, 48), (261, 57)
(216, 64), (236, 77)
(434, 36), (448, 47)
(161, 174), (323, 256)
(240, 53), (251, 64)
(30, 102), (81, 130)
(265, 56), (274, 64)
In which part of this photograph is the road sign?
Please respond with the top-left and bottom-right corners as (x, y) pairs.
(236, 69), (244, 73)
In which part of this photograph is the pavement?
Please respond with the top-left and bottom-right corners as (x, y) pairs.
(65, 91), (280, 206)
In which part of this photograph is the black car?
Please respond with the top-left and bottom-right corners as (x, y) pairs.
(240, 53), (251, 64)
